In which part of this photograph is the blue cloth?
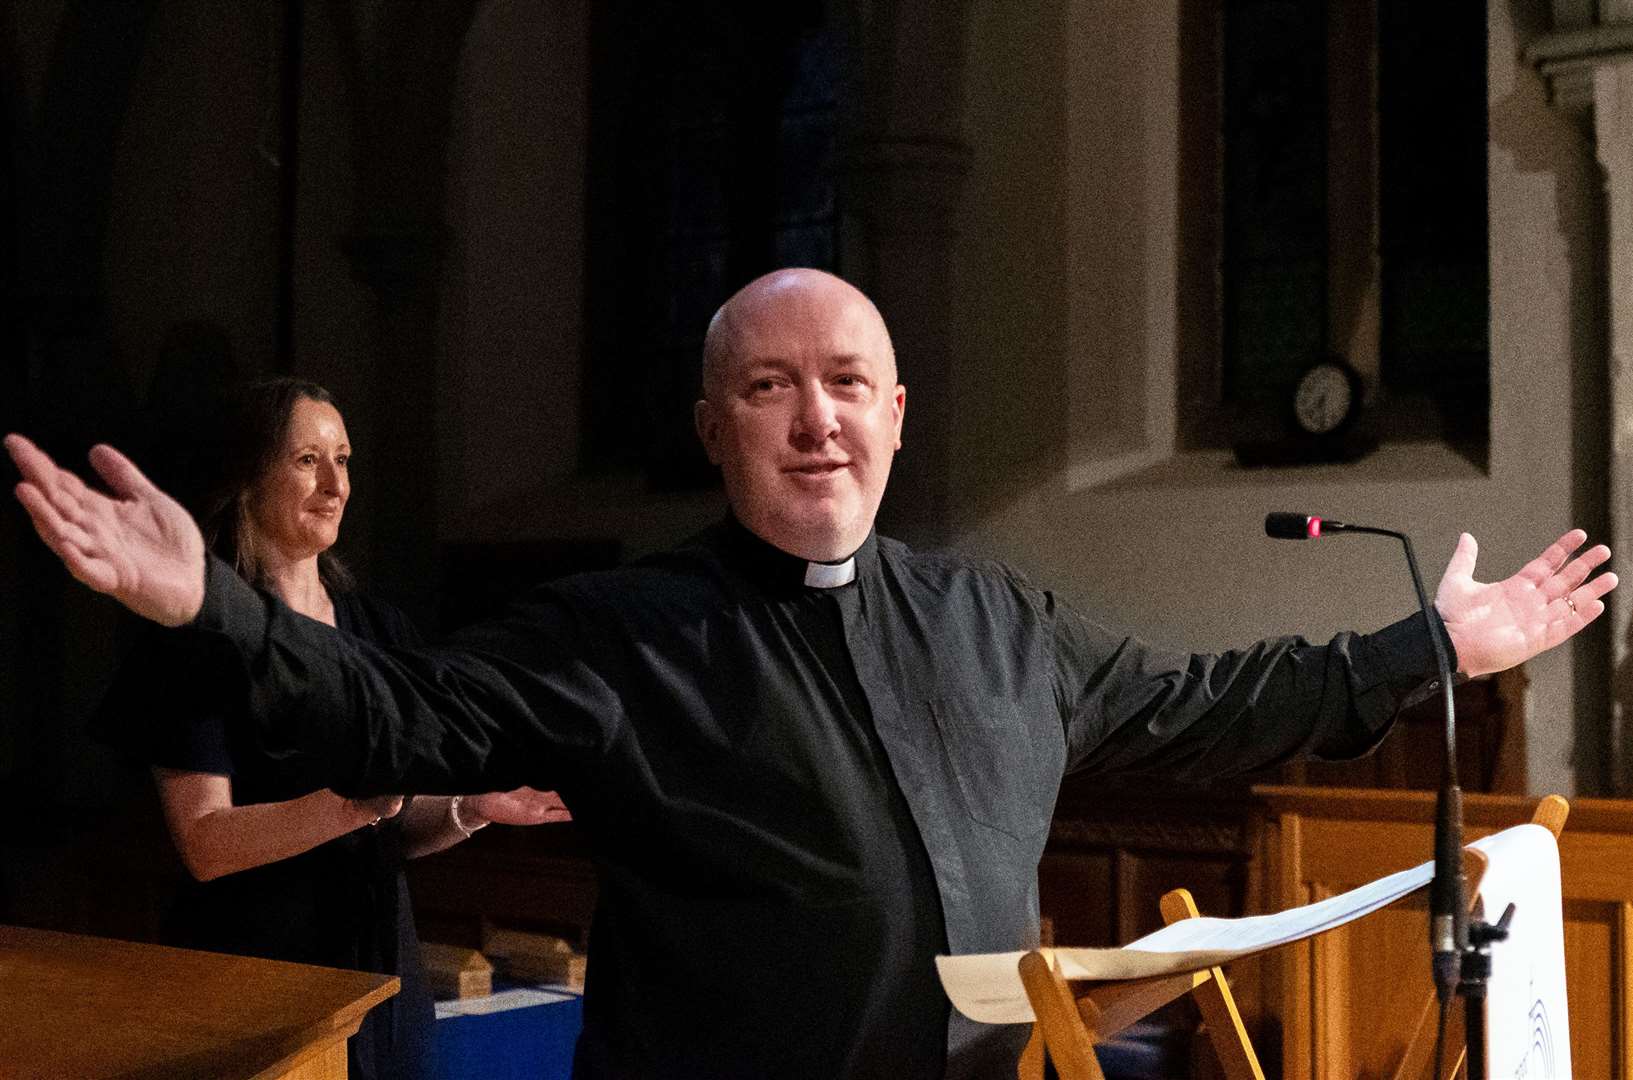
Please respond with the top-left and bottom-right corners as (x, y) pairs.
(435, 988), (584, 1080)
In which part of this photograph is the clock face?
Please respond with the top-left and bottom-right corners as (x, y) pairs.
(1293, 363), (1356, 436)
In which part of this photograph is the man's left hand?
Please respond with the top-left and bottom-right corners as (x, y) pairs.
(1436, 529), (1616, 678)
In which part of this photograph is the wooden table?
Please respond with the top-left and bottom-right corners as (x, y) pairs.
(0, 924), (397, 1079)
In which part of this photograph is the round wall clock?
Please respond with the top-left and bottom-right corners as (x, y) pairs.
(1291, 359), (1364, 437)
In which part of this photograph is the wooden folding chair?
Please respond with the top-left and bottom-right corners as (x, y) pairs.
(1016, 887), (1264, 1080)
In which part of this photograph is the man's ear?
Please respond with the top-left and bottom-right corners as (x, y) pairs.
(891, 384), (906, 450)
(694, 399), (723, 465)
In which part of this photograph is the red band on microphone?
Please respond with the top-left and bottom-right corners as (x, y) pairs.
(1308, 517), (1322, 539)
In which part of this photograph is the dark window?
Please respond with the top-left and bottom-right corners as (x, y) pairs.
(1220, 1), (1329, 408)
(1207, 0), (1488, 463)
(583, 1), (843, 488)
(1377, 1), (1489, 448)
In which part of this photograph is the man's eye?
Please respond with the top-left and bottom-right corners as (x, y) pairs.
(335, 456), (349, 468)
(298, 454), (316, 466)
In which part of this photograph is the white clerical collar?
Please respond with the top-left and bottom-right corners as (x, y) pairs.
(803, 557), (857, 589)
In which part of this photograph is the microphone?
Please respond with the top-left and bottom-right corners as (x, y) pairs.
(1262, 512), (1376, 540)
(1264, 512), (1465, 1002)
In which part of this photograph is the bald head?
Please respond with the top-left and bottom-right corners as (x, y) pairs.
(692, 267), (906, 561)
(701, 269), (896, 402)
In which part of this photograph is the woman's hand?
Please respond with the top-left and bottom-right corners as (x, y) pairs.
(401, 789), (571, 859)
(464, 787), (573, 827)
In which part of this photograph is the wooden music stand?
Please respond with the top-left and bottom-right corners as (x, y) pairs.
(1016, 795), (1568, 1080)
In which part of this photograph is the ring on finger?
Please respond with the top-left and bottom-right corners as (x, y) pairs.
(1565, 593), (1579, 615)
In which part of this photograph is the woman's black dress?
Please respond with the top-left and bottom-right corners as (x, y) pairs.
(98, 591), (436, 1080)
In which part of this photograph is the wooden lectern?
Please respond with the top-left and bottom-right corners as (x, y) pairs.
(0, 924), (398, 1079)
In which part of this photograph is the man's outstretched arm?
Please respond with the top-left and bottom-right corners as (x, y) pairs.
(1056, 526), (1617, 780)
(7, 434), (205, 626)
(7, 433), (607, 797)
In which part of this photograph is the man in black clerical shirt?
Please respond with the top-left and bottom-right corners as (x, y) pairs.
(7, 269), (1619, 1079)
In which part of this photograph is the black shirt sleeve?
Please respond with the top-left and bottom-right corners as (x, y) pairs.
(1049, 596), (1451, 781)
(189, 554), (621, 797)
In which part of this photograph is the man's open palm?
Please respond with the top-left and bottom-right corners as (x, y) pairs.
(1436, 529), (1616, 678)
(7, 434), (206, 626)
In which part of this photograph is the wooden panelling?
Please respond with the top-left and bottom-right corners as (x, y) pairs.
(1038, 851), (1118, 947)
(409, 822), (599, 949)
(1563, 900), (1617, 1078)
(1283, 668), (1523, 794)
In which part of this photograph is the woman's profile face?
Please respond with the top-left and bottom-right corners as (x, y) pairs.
(249, 396), (351, 563)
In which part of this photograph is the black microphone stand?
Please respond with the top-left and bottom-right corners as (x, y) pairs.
(1265, 515), (1509, 1077)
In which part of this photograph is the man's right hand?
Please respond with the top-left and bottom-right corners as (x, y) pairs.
(7, 434), (206, 626)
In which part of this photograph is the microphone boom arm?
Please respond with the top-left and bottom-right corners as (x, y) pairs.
(1264, 514), (1464, 1000)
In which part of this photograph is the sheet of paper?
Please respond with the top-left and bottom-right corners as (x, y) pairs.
(1472, 824), (1570, 1077)
(936, 821), (1550, 1026)
(434, 985), (579, 1019)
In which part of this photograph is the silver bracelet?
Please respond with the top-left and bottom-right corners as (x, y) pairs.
(448, 794), (486, 839)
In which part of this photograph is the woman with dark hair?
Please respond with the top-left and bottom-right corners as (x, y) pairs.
(100, 377), (568, 1080)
